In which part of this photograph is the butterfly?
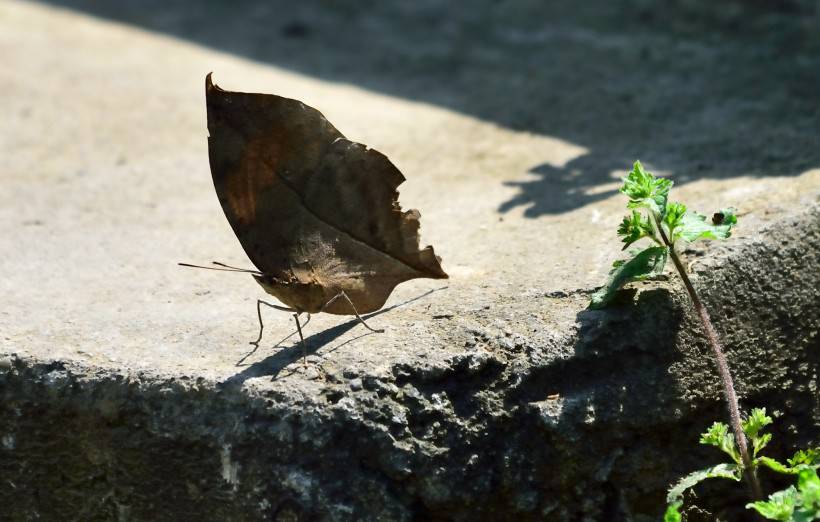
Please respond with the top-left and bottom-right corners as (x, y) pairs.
(182, 74), (448, 356)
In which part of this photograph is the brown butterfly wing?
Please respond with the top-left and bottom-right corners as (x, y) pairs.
(205, 74), (447, 314)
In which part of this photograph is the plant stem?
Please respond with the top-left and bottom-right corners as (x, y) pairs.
(653, 216), (763, 500)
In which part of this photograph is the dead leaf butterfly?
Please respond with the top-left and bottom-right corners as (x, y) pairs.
(182, 74), (447, 356)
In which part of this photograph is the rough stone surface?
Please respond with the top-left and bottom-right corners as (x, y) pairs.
(1, 1), (819, 520)
(2, 208), (818, 521)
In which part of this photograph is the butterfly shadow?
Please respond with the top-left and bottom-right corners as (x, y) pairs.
(222, 286), (448, 386)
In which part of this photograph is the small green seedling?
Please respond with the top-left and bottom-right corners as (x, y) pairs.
(591, 161), (737, 309)
(595, 162), (817, 519)
(590, 161), (820, 522)
(590, 161), (780, 500)
(592, 161), (761, 497)
(664, 409), (819, 520)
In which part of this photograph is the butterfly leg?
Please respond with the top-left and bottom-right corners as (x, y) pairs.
(293, 313), (308, 365)
(321, 292), (384, 333)
(237, 308), (306, 367)
(251, 299), (295, 346)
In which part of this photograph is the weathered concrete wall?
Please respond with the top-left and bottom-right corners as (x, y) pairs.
(2, 207), (817, 521)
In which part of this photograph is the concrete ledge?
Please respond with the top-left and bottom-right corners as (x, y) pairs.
(3, 2), (819, 520)
(2, 206), (817, 521)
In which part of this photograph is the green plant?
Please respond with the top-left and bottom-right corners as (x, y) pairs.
(591, 161), (759, 496)
(591, 162), (818, 520)
(747, 468), (820, 521)
(663, 410), (819, 520)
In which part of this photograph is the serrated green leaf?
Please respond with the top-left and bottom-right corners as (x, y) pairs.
(700, 421), (728, 445)
(674, 209), (736, 244)
(789, 449), (820, 470)
(700, 422), (741, 464)
(617, 210), (654, 249)
(795, 506), (820, 521)
(743, 408), (774, 457)
(667, 463), (741, 504)
(664, 502), (683, 522)
(748, 470), (820, 521)
(758, 450), (820, 476)
(759, 469), (820, 522)
(620, 161), (672, 215)
(755, 433), (774, 457)
(663, 201), (687, 236)
(747, 487), (798, 520)
(589, 246), (668, 309)
(798, 468), (820, 501)
(620, 161), (653, 200)
(743, 408), (773, 439)
(792, 508), (820, 522)
(758, 456), (797, 474)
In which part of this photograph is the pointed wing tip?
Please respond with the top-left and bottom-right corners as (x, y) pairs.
(420, 246), (449, 279)
(206, 72), (224, 96)
(433, 268), (449, 279)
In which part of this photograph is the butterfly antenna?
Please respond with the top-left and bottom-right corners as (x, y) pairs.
(211, 261), (260, 272)
(178, 262), (263, 275)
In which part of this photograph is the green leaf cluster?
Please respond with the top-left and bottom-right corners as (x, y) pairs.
(621, 160), (672, 215)
(747, 469), (820, 521)
(590, 160), (738, 309)
(663, 202), (687, 236)
(700, 421), (742, 464)
(618, 210), (655, 250)
(666, 409), (820, 520)
(790, 450), (820, 469)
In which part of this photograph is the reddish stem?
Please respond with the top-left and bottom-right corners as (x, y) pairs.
(655, 216), (762, 500)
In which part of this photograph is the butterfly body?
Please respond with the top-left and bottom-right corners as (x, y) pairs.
(251, 269), (410, 316)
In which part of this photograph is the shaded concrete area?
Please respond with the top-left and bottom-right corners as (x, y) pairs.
(32, 0), (820, 214)
(1, 1), (819, 520)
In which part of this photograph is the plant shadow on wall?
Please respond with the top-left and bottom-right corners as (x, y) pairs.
(39, 0), (820, 217)
(499, 153), (630, 216)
